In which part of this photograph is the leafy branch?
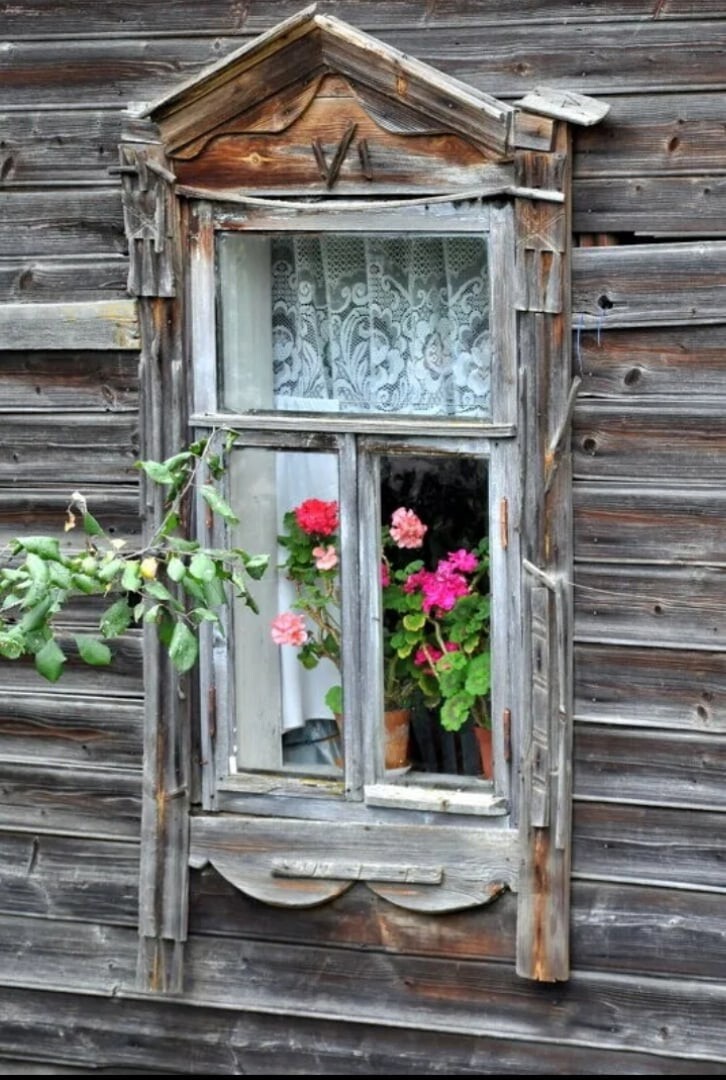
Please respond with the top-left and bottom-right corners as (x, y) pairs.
(0, 428), (267, 682)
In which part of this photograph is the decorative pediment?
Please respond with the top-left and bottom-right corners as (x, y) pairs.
(137, 4), (519, 196)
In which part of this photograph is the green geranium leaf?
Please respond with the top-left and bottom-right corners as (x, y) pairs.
(465, 652), (491, 696)
(403, 613), (426, 632)
(440, 691), (474, 733)
(168, 621), (199, 674)
(75, 635), (112, 667)
(325, 684), (343, 716)
(35, 637), (66, 683)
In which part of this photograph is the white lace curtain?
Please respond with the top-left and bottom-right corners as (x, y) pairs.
(270, 235), (491, 417)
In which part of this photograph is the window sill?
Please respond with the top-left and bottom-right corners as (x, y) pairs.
(364, 781), (508, 816)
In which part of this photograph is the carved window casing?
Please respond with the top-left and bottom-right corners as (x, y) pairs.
(120, 6), (607, 991)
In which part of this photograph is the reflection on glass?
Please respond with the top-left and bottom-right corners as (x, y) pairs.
(379, 455), (491, 777)
(230, 448), (343, 774)
(218, 233), (491, 418)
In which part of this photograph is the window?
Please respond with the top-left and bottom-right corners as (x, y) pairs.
(190, 201), (520, 819)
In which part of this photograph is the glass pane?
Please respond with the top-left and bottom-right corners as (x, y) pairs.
(218, 233), (491, 418)
(230, 448), (343, 775)
(379, 454), (491, 778)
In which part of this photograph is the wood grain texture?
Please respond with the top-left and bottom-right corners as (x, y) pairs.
(0, 832), (138, 925)
(574, 175), (726, 236)
(0, 110), (122, 185)
(574, 483), (726, 562)
(0, 351), (138, 412)
(573, 801), (726, 889)
(0, 191), (125, 258)
(0, 762), (141, 838)
(0, 487), (140, 551)
(0, 631), (143, 698)
(573, 404), (726, 483)
(0, 413), (139, 484)
(0, 693), (142, 768)
(572, 246), (726, 327)
(0, 301), (139, 351)
(0, 256), (128, 303)
(575, 643), (726, 732)
(574, 563), (726, 649)
(0, 986), (722, 1077)
(574, 722), (726, 808)
(7, 23), (726, 108)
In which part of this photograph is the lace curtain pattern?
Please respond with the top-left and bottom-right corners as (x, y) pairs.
(271, 236), (491, 417)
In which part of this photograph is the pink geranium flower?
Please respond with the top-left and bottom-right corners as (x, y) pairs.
(414, 642), (460, 675)
(270, 611), (308, 647)
(312, 544), (338, 571)
(295, 499), (339, 537)
(389, 507), (427, 549)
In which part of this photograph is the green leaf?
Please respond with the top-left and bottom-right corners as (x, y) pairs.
(74, 634), (112, 666)
(167, 620), (199, 673)
(0, 632), (24, 660)
(167, 556), (186, 583)
(48, 562), (73, 589)
(189, 552), (217, 583)
(99, 598), (133, 638)
(82, 511), (104, 538)
(465, 652), (491, 696)
(96, 558), (125, 583)
(121, 561), (141, 592)
(202, 577), (226, 609)
(138, 460), (175, 485)
(17, 536), (61, 560)
(133, 600), (146, 622)
(243, 554), (269, 581)
(159, 512), (181, 538)
(200, 485), (239, 525)
(180, 574), (206, 602)
(163, 451), (193, 471)
(402, 612), (426, 632)
(25, 552), (50, 587)
(19, 596), (53, 633)
(325, 684), (343, 715)
(70, 572), (99, 595)
(144, 579), (176, 605)
(440, 691), (474, 733)
(35, 638), (66, 683)
(191, 607), (219, 624)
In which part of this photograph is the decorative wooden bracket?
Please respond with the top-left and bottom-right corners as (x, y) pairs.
(116, 144), (177, 297)
(311, 122), (358, 188)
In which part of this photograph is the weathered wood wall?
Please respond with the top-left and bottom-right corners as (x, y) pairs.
(1, 0), (726, 1073)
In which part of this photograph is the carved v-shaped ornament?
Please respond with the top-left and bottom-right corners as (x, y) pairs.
(311, 122), (358, 188)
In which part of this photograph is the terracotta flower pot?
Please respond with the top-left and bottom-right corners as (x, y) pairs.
(473, 725), (493, 779)
(335, 709), (411, 771)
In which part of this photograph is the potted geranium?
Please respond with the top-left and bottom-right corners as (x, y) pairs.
(381, 511), (492, 777)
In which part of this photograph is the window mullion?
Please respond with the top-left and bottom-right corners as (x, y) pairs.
(357, 445), (385, 789)
(339, 433), (364, 799)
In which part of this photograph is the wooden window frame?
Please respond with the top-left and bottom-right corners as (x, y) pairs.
(187, 198), (521, 826)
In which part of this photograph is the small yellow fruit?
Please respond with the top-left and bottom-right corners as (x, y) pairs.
(80, 556), (98, 575)
(140, 556), (159, 581)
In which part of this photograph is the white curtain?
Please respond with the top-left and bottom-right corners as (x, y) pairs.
(270, 236), (491, 417)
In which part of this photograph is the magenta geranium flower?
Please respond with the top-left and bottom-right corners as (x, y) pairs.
(294, 498), (339, 537)
(389, 507), (427, 549)
(445, 549), (478, 574)
(270, 611), (308, 647)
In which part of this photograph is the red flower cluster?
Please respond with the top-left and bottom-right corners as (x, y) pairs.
(294, 498), (339, 537)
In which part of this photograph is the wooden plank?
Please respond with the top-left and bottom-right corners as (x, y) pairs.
(190, 864), (517, 962)
(574, 563), (726, 650)
(0, 191), (125, 258)
(0, 762), (141, 838)
(571, 880), (726, 982)
(574, 92), (726, 178)
(0, 987), (720, 1078)
(573, 404), (726, 483)
(574, 723), (726, 809)
(0, 351), (137, 412)
(0, 629), (143, 699)
(0, 832), (138, 925)
(516, 88), (609, 127)
(572, 247), (726, 328)
(0, 301), (139, 351)
(0, 693), (142, 768)
(4, 2), (719, 39)
(0, 110), (122, 185)
(7, 23), (726, 108)
(0, 413), (139, 484)
(0, 914), (136, 992)
(574, 643), (726, 732)
(182, 932), (726, 1062)
(0, 256), (128, 303)
(573, 801), (726, 891)
(574, 176), (726, 236)
(574, 483), (726, 563)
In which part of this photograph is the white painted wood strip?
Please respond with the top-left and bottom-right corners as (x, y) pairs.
(364, 783), (508, 816)
(516, 87), (610, 126)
